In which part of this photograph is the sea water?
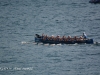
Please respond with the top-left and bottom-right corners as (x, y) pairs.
(0, 0), (100, 75)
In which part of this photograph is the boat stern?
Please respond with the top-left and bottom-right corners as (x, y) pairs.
(86, 39), (94, 44)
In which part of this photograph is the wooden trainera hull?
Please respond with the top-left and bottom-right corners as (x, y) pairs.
(35, 35), (94, 44)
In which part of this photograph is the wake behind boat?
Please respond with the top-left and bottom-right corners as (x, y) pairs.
(35, 34), (94, 44)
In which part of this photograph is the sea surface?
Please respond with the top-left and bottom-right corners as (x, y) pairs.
(0, 0), (100, 75)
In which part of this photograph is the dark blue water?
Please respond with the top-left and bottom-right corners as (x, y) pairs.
(0, 0), (100, 75)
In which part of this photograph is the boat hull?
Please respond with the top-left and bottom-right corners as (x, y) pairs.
(35, 37), (94, 44)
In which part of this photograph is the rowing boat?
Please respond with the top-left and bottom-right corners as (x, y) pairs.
(35, 34), (94, 44)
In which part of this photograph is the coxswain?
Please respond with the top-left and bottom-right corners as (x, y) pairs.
(82, 32), (87, 39)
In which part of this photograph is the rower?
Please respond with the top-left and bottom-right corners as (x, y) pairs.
(74, 36), (78, 41)
(79, 36), (83, 41)
(51, 35), (54, 40)
(56, 35), (60, 41)
(42, 33), (44, 39)
(67, 35), (71, 41)
(82, 32), (87, 39)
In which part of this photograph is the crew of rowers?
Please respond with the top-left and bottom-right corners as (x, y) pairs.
(41, 32), (87, 41)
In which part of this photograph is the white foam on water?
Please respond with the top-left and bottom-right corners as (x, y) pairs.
(94, 42), (100, 46)
(21, 41), (100, 46)
(21, 41), (30, 44)
(50, 44), (55, 46)
(73, 43), (78, 45)
(33, 42), (38, 45)
(57, 44), (61, 46)
(44, 44), (49, 46)
(38, 43), (43, 45)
